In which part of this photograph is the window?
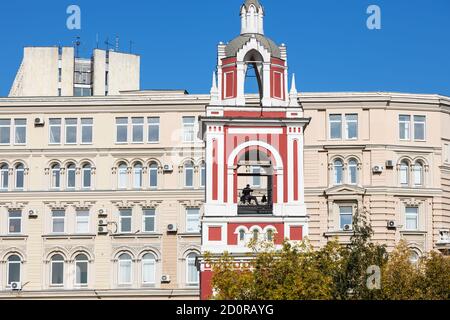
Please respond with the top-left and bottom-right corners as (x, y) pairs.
(185, 161), (194, 188)
(334, 160), (343, 185)
(414, 116), (426, 140)
(409, 251), (420, 265)
(76, 210), (89, 234)
(15, 163), (24, 190)
(75, 254), (89, 286)
(186, 253), (199, 285)
(253, 229), (259, 241)
(186, 208), (200, 233)
(266, 229), (274, 242)
(348, 159), (358, 185)
(143, 209), (156, 233)
(239, 229), (246, 243)
(132, 117), (144, 143)
(119, 209), (132, 233)
(399, 115), (411, 140)
(148, 117), (160, 143)
(400, 161), (409, 186)
(329, 115), (342, 139)
(413, 162), (423, 186)
(51, 254), (64, 286)
(51, 164), (61, 189)
(0, 164), (8, 190)
(339, 206), (353, 230)
(200, 162), (206, 188)
(116, 118), (128, 143)
(183, 117), (196, 142)
(7, 255), (21, 285)
(81, 118), (93, 144)
(82, 164), (92, 189)
(118, 253), (132, 285)
(52, 210), (65, 233)
(74, 87), (92, 97)
(0, 119), (11, 144)
(118, 163), (128, 189)
(133, 163), (143, 189)
(252, 166), (261, 187)
(8, 210), (22, 234)
(142, 253), (156, 285)
(149, 162), (158, 188)
(345, 114), (358, 139)
(405, 207), (418, 231)
(14, 119), (26, 144)
(49, 119), (62, 144)
(66, 163), (76, 189)
(65, 118), (77, 144)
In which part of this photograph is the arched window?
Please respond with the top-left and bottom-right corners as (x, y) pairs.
(15, 163), (24, 190)
(348, 159), (358, 185)
(142, 253), (156, 285)
(51, 164), (61, 189)
(7, 255), (21, 285)
(186, 253), (199, 285)
(333, 160), (343, 185)
(118, 163), (128, 189)
(118, 253), (132, 285)
(184, 161), (194, 188)
(133, 162), (143, 189)
(82, 164), (92, 189)
(200, 161), (206, 188)
(266, 229), (274, 242)
(238, 229), (246, 243)
(75, 254), (89, 286)
(0, 164), (9, 190)
(413, 162), (423, 186)
(66, 163), (76, 189)
(149, 162), (158, 189)
(252, 229), (259, 241)
(400, 161), (409, 186)
(51, 254), (64, 286)
(409, 250), (420, 265)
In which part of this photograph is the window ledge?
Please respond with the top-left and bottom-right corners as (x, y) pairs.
(112, 233), (163, 239)
(178, 232), (201, 238)
(399, 230), (427, 235)
(324, 231), (355, 238)
(0, 235), (28, 240)
(42, 234), (96, 240)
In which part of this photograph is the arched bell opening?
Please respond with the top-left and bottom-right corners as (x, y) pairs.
(243, 50), (264, 104)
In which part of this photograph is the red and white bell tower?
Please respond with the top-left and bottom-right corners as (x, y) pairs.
(199, 0), (310, 300)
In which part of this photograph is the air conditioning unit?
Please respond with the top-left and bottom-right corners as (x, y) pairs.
(385, 160), (394, 169)
(10, 282), (22, 291)
(372, 166), (383, 174)
(161, 275), (171, 283)
(167, 224), (178, 233)
(98, 225), (109, 235)
(163, 165), (173, 173)
(34, 117), (45, 126)
(28, 209), (38, 218)
(343, 224), (352, 231)
(98, 209), (107, 217)
(387, 220), (397, 229)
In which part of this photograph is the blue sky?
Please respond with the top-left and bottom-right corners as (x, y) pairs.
(0, 0), (449, 97)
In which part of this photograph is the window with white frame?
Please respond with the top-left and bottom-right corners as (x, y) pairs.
(50, 254), (64, 286)
(252, 229), (260, 241)
(0, 163), (8, 190)
(75, 254), (89, 286)
(65, 118), (77, 144)
(183, 117), (196, 142)
(119, 209), (132, 233)
(413, 162), (423, 186)
(200, 161), (206, 188)
(143, 208), (156, 233)
(339, 206), (353, 230)
(81, 118), (93, 144)
(413, 116), (426, 141)
(142, 253), (156, 285)
(252, 166), (261, 187)
(238, 229), (246, 244)
(184, 161), (194, 188)
(409, 250), (420, 265)
(405, 206), (419, 231)
(49, 118), (62, 144)
(333, 159), (343, 185)
(0, 119), (11, 144)
(118, 163), (128, 189)
(345, 114), (358, 139)
(186, 253), (199, 285)
(132, 117), (144, 143)
(348, 159), (358, 184)
(7, 255), (21, 286)
(8, 210), (22, 234)
(266, 229), (274, 242)
(82, 164), (92, 189)
(66, 163), (76, 189)
(399, 115), (411, 140)
(51, 164), (61, 189)
(118, 253), (132, 285)
(15, 163), (24, 190)
(51, 210), (65, 233)
(149, 162), (158, 188)
(186, 208), (200, 233)
(400, 161), (409, 186)
(148, 117), (160, 143)
(76, 210), (90, 234)
(329, 115), (342, 139)
(116, 117), (128, 143)
(14, 119), (26, 145)
(133, 162), (143, 189)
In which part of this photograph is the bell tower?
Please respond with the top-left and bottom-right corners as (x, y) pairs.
(199, 0), (310, 300)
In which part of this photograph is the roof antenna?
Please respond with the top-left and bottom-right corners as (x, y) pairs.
(129, 40), (134, 54)
(73, 36), (81, 58)
(115, 34), (119, 52)
(105, 37), (114, 51)
(96, 33), (99, 49)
